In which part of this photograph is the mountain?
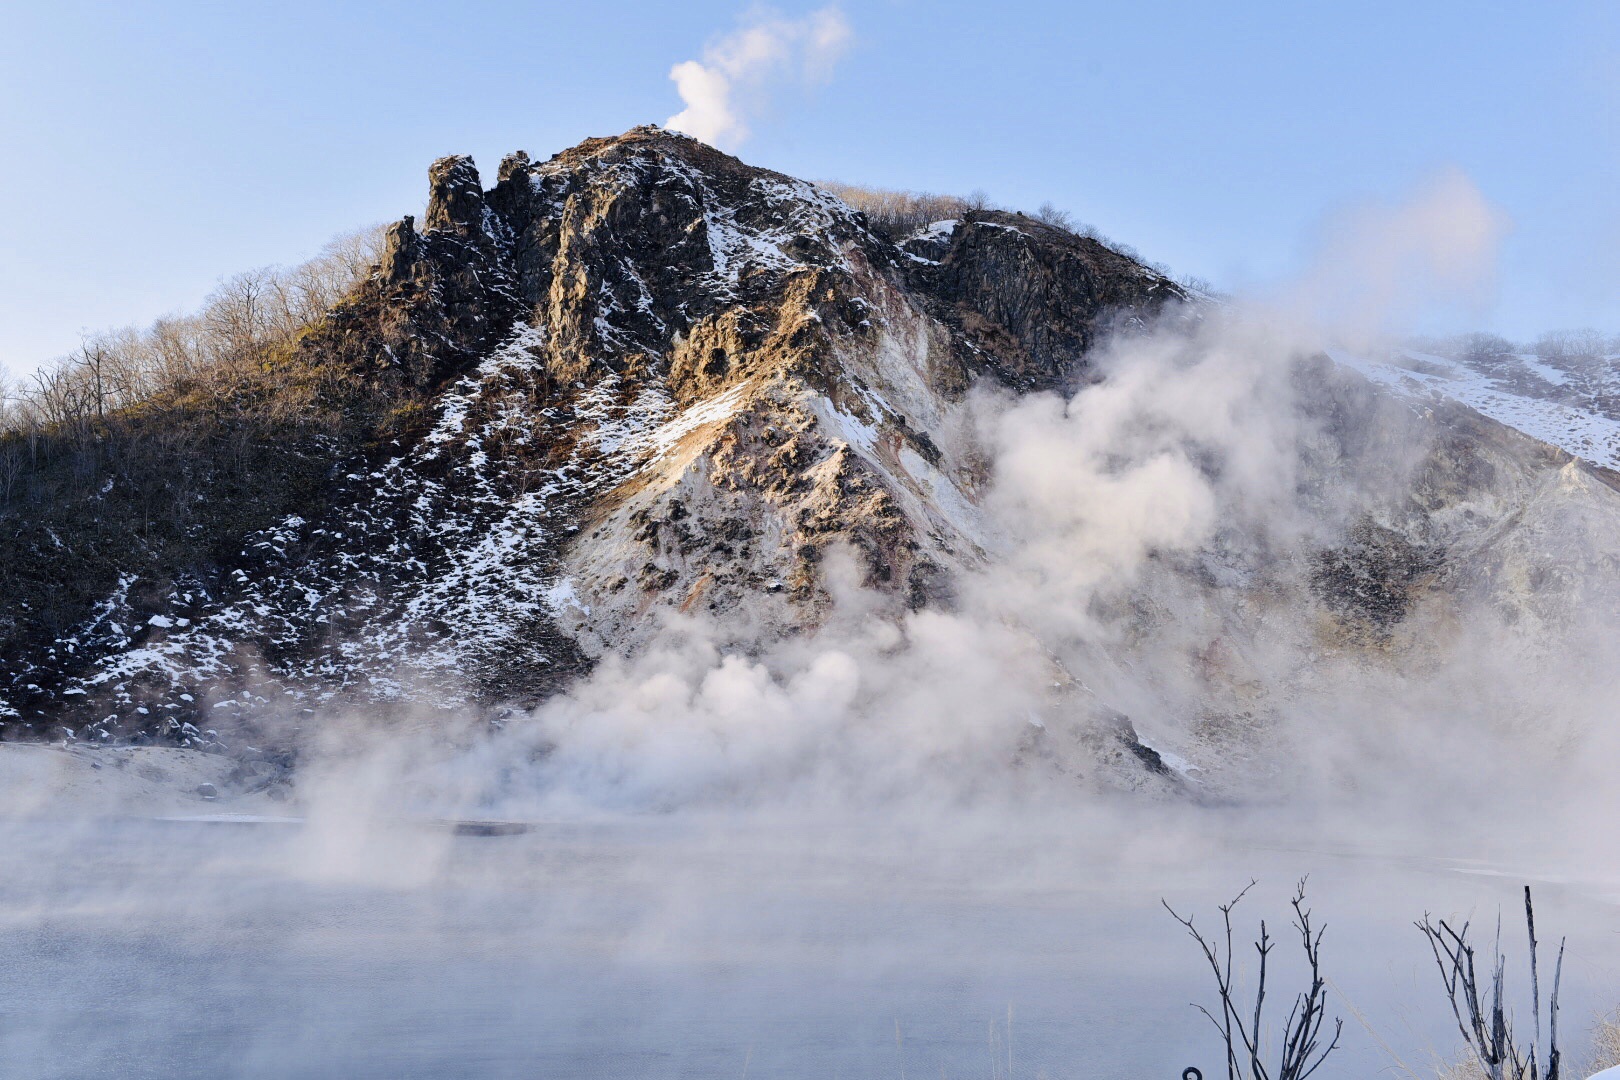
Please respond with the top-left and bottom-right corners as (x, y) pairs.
(0, 129), (1179, 745)
(3, 127), (1618, 800)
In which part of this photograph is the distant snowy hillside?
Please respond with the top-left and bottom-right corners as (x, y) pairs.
(1332, 347), (1620, 471)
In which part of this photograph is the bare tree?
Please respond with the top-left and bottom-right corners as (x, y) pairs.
(66, 336), (133, 420)
(0, 439), (21, 504)
(1418, 886), (1565, 1080)
(1453, 332), (1519, 373)
(318, 224), (387, 282)
(146, 314), (208, 388)
(26, 363), (78, 429)
(203, 268), (278, 364)
(816, 181), (972, 239)
(0, 378), (24, 502)
(1164, 879), (1343, 1080)
(1034, 201), (1076, 231)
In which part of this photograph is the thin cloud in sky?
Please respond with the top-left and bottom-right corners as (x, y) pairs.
(665, 7), (853, 150)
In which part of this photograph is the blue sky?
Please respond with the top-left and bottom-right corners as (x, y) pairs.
(2, 1), (1616, 379)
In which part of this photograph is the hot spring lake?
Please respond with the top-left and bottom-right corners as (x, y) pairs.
(2, 809), (1618, 1080)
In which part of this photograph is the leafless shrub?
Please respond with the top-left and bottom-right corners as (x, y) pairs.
(817, 180), (1175, 280)
(1164, 879), (1343, 1080)
(1034, 201), (1076, 230)
(1436, 1056), (1492, 1080)
(1029, 201), (1115, 244)
(817, 181), (974, 239)
(1417, 886), (1565, 1080)
(1533, 329), (1615, 372)
(3, 223), (385, 439)
(1584, 1006), (1620, 1075)
(1443, 332), (1521, 374)
(1177, 275), (1227, 299)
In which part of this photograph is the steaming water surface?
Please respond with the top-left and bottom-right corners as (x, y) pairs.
(3, 814), (1618, 1079)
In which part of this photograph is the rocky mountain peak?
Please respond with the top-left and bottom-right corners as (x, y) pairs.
(363, 126), (1186, 403)
(0, 129), (1196, 782)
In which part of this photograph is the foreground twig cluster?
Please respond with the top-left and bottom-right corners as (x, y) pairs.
(1419, 886), (1566, 1080)
(1164, 878), (1343, 1080)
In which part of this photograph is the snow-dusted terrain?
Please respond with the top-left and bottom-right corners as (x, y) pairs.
(0, 128), (1186, 777)
(1332, 346), (1620, 471)
(5, 129), (1620, 817)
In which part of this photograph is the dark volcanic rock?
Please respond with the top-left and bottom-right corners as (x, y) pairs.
(5, 123), (1620, 806)
(379, 215), (419, 285)
(425, 154), (491, 234)
(932, 210), (1183, 392)
(1311, 518), (1446, 629)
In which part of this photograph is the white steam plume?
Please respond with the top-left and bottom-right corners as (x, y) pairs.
(390, 165), (1620, 850)
(1287, 167), (1509, 340)
(665, 7), (853, 149)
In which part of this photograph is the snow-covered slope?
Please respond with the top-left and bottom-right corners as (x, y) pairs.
(1332, 347), (1620, 471)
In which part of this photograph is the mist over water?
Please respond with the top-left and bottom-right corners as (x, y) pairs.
(5, 812), (1620, 1079)
(6, 172), (1620, 1078)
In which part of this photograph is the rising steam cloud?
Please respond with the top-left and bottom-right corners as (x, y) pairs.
(665, 7), (853, 149)
(1288, 167), (1510, 338)
(366, 167), (1620, 850)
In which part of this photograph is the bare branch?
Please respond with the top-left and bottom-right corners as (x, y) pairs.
(1167, 881), (1340, 1080)
(1417, 887), (1565, 1080)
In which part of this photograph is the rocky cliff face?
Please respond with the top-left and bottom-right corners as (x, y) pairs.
(0, 128), (1183, 752)
(5, 127), (1618, 800)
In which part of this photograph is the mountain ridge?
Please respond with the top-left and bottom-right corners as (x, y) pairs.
(0, 127), (1185, 755)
